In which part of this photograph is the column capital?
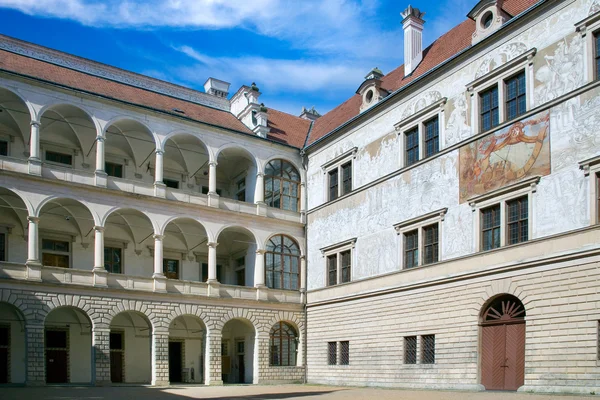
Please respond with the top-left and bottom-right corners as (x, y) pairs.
(93, 225), (105, 233)
(300, 254), (306, 260)
(208, 160), (218, 167)
(96, 136), (105, 143)
(256, 172), (265, 178)
(155, 149), (164, 156)
(27, 216), (40, 223)
(207, 241), (219, 248)
(153, 234), (164, 241)
(256, 249), (267, 255)
(30, 120), (41, 128)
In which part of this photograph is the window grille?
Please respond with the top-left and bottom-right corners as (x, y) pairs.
(424, 116), (439, 158)
(404, 230), (419, 269)
(404, 336), (417, 364)
(480, 85), (499, 131)
(423, 224), (439, 265)
(421, 334), (435, 364)
(481, 204), (501, 250)
(405, 127), (419, 166)
(328, 342), (337, 365)
(506, 196), (528, 245)
(269, 322), (298, 366)
(505, 71), (526, 120)
(340, 341), (350, 365)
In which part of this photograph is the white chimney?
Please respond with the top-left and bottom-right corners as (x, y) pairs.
(204, 77), (230, 98)
(401, 5), (425, 77)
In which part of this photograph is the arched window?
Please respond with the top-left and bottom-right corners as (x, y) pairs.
(265, 235), (300, 290)
(264, 159), (301, 212)
(482, 294), (526, 323)
(269, 322), (298, 366)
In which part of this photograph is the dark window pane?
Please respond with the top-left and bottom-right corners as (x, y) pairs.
(109, 332), (123, 350)
(104, 247), (122, 274)
(163, 179), (179, 189)
(424, 117), (439, 158)
(340, 341), (350, 365)
(341, 162), (352, 195)
(507, 196), (528, 245)
(505, 71), (526, 120)
(404, 336), (417, 364)
(0, 141), (7, 156)
(328, 342), (337, 365)
(405, 127), (419, 166)
(46, 330), (67, 349)
(269, 322), (298, 367)
(404, 230), (419, 268)
(0, 326), (8, 347)
(46, 151), (72, 165)
(423, 224), (439, 265)
(105, 162), (123, 178)
(340, 250), (351, 283)
(0, 233), (5, 261)
(329, 169), (339, 201)
(264, 160), (300, 211)
(422, 334), (435, 364)
(265, 235), (300, 290)
(596, 32), (600, 80)
(481, 204), (501, 250)
(327, 254), (337, 286)
(163, 259), (179, 279)
(480, 86), (499, 131)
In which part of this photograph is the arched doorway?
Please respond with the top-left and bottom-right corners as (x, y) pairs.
(109, 311), (152, 383)
(168, 315), (206, 384)
(0, 302), (26, 384)
(480, 294), (526, 391)
(221, 318), (255, 384)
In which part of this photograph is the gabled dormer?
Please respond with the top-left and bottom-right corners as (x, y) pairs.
(469, 0), (511, 45)
(357, 67), (389, 112)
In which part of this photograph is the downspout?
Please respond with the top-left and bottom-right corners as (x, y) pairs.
(300, 146), (309, 384)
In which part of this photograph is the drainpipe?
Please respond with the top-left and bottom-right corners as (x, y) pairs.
(300, 149), (309, 384)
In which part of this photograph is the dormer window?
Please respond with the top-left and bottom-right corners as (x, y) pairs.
(357, 67), (388, 112)
(469, 0), (511, 45)
(482, 11), (494, 29)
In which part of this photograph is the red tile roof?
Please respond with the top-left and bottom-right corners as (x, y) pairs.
(266, 108), (312, 147)
(306, 0), (540, 146)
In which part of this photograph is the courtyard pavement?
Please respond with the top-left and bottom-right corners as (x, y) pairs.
(0, 385), (598, 400)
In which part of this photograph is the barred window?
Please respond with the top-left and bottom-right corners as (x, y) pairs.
(424, 117), (439, 158)
(405, 127), (419, 166)
(480, 85), (499, 132)
(340, 250), (351, 284)
(421, 334), (435, 364)
(404, 336), (417, 364)
(327, 254), (337, 286)
(481, 204), (501, 251)
(340, 341), (350, 365)
(505, 71), (526, 121)
(404, 230), (419, 269)
(269, 322), (298, 366)
(328, 342), (337, 365)
(423, 224), (439, 265)
(507, 196), (528, 245)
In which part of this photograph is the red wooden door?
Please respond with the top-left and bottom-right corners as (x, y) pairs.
(481, 322), (525, 391)
(504, 323), (525, 391)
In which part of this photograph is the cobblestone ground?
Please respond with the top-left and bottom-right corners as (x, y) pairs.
(1, 385), (599, 400)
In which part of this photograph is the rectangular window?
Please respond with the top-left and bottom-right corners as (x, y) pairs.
(421, 334), (435, 364)
(109, 332), (124, 350)
(481, 204), (501, 251)
(105, 162), (123, 178)
(405, 127), (419, 166)
(424, 117), (439, 158)
(0, 232), (5, 261)
(595, 32), (600, 80)
(327, 254), (337, 286)
(507, 196), (528, 245)
(45, 330), (67, 349)
(340, 250), (351, 284)
(423, 224), (439, 265)
(104, 246), (122, 274)
(163, 258), (179, 279)
(505, 71), (526, 121)
(0, 326), (9, 347)
(328, 169), (339, 201)
(403, 230), (419, 269)
(404, 336), (417, 364)
(328, 342), (337, 365)
(341, 162), (352, 196)
(0, 140), (7, 156)
(340, 341), (350, 365)
(236, 178), (246, 201)
(41, 239), (70, 268)
(480, 85), (499, 132)
(163, 178), (179, 189)
(46, 150), (72, 166)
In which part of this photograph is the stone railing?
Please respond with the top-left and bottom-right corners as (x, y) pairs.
(0, 262), (302, 304)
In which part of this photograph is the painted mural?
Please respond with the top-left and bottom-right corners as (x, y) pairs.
(459, 111), (551, 203)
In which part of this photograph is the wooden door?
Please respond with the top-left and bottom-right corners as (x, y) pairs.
(481, 323), (525, 391)
(46, 349), (68, 383)
(110, 352), (123, 383)
(236, 340), (245, 383)
(169, 341), (183, 383)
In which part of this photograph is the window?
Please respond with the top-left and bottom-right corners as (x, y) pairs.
(404, 336), (417, 364)
(328, 168), (339, 201)
(105, 162), (123, 178)
(163, 258), (179, 279)
(424, 117), (439, 158)
(42, 239), (70, 268)
(481, 204), (501, 251)
(506, 196), (528, 245)
(163, 178), (179, 189)
(0, 232), (5, 261)
(327, 254), (337, 286)
(598, 321), (600, 361)
(109, 332), (124, 351)
(0, 140), (7, 156)
(341, 162), (352, 195)
(236, 256), (245, 286)
(45, 150), (72, 166)
(265, 235), (300, 290)
(595, 31), (600, 80)
(339, 341), (350, 365)
(269, 322), (298, 366)
(265, 159), (301, 212)
(328, 342), (337, 365)
(421, 335), (435, 364)
(597, 172), (600, 224)
(578, 156), (600, 224)
(340, 250), (351, 284)
(505, 71), (526, 120)
(423, 224), (439, 265)
(322, 238), (355, 286)
(403, 230), (419, 269)
(104, 247), (122, 274)
(480, 85), (499, 132)
(405, 127), (419, 166)
(322, 147), (356, 202)
(395, 209), (445, 269)
(236, 177), (246, 201)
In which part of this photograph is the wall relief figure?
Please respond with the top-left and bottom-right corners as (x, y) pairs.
(459, 111), (551, 203)
(400, 91), (442, 120)
(589, 0), (600, 15)
(445, 93), (472, 146)
(474, 42), (528, 79)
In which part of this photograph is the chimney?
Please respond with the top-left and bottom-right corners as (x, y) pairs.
(204, 77), (231, 98)
(300, 106), (321, 121)
(401, 5), (425, 77)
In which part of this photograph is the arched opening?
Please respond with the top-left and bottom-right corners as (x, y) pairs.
(39, 104), (97, 171)
(221, 318), (255, 384)
(44, 307), (93, 384)
(168, 315), (206, 384)
(103, 209), (154, 276)
(104, 119), (156, 185)
(265, 235), (300, 290)
(264, 159), (301, 212)
(162, 134), (209, 192)
(0, 302), (26, 384)
(215, 227), (257, 287)
(216, 147), (257, 203)
(0, 187), (28, 264)
(109, 311), (151, 383)
(163, 218), (208, 281)
(269, 321), (298, 367)
(38, 198), (95, 270)
(0, 87), (30, 161)
(480, 294), (526, 391)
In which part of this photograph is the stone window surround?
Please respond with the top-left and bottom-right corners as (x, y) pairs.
(321, 147), (357, 203)
(320, 237), (356, 287)
(104, 239), (128, 274)
(575, 11), (600, 83)
(402, 334), (436, 366)
(394, 98), (447, 168)
(579, 154), (600, 225)
(40, 230), (75, 269)
(466, 48), (536, 133)
(469, 176), (539, 252)
(394, 208), (447, 270)
(41, 141), (78, 168)
(326, 340), (350, 366)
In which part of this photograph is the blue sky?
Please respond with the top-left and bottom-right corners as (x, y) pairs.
(0, 0), (474, 115)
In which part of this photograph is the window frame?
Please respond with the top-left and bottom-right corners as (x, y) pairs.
(394, 98), (446, 168)
(269, 322), (298, 367)
(321, 238), (356, 287)
(0, 134), (10, 157)
(469, 176), (538, 252)
(421, 334), (436, 364)
(327, 341), (337, 365)
(575, 12), (600, 82)
(504, 70), (527, 121)
(404, 336), (417, 365)
(321, 147), (357, 202)
(579, 155), (600, 224)
(163, 178), (179, 189)
(394, 208), (447, 269)
(104, 240), (127, 274)
(41, 236), (73, 269)
(44, 149), (74, 167)
(339, 341), (350, 366)
(105, 161), (124, 178)
(265, 234), (301, 291)
(264, 159), (301, 212)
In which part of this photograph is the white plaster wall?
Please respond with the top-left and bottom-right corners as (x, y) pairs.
(111, 312), (151, 384)
(222, 319), (255, 384)
(0, 304), (26, 383)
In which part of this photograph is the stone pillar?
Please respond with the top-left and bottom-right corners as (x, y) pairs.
(255, 249), (267, 301)
(93, 327), (111, 385)
(93, 226), (108, 287)
(151, 331), (170, 386)
(207, 161), (219, 208)
(207, 242), (220, 297)
(253, 332), (262, 384)
(154, 150), (166, 198)
(204, 332), (223, 385)
(300, 182), (307, 223)
(26, 323), (45, 385)
(28, 120), (42, 175)
(300, 255), (307, 303)
(26, 216), (42, 281)
(255, 172), (266, 216)
(153, 234), (167, 292)
(94, 136), (107, 187)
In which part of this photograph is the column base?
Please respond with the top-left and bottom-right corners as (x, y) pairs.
(255, 201), (267, 216)
(154, 182), (166, 198)
(300, 288), (307, 303)
(206, 380), (224, 386)
(28, 158), (42, 176)
(255, 284), (268, 301)
(94, 380), (112, 387)
(153, 274), (167, 292)
(95, 171), (108, 187)
(26, 380), (45, 387)
(25, 261), (42, 282)
(207, 280), (221, 297)
(152, 380), (170, 387)
(93, 268), (108, 287)
(207, 192), (220, 208)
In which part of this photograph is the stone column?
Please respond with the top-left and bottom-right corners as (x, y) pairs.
(93, 327), (111, 385)
(153, 234), (167, 292)
(207, 242), (220, 297)
(26, 216), (42, 281)
(154, 150), (166, 197)
(300, 255), (307, 303)
(255, 249), (267, 301)
(28, 120), (42, 175)
(254, 172), (266, 216)
(93, 226), (108, 287)
(25, 322), (45, 385)
(204, 332), (223, 385)
(151, 331), (170, 386)
(94, 136), (107, 187)
(207, 161), (219, 208)
(300, 182), (307, 223)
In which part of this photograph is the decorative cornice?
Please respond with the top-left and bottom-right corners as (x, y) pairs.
(394, 208), (448, 233)
(321, 147), (358, 171)
(320, 237), (357, 254)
